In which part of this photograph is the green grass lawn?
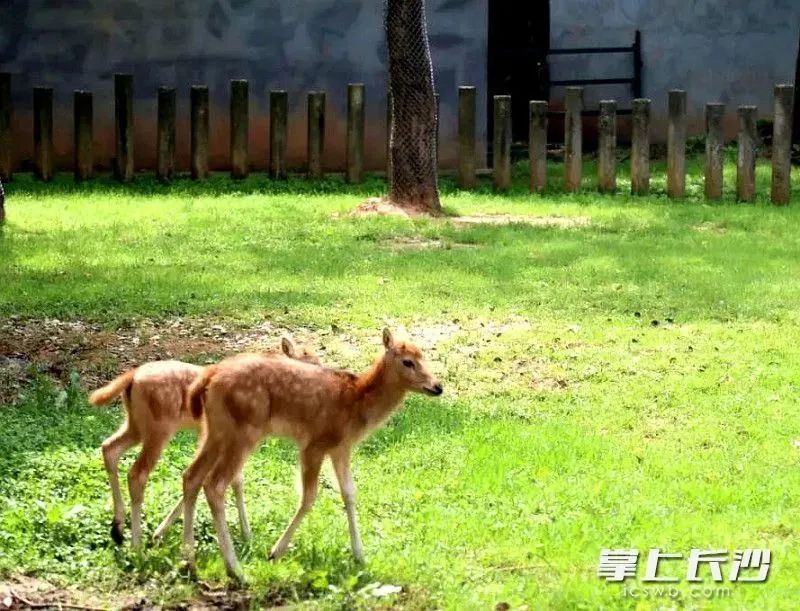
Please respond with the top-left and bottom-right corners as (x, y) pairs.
(1, 157), (800, 609)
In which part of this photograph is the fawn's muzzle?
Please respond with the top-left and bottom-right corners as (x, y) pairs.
(424, 383), (443, 396)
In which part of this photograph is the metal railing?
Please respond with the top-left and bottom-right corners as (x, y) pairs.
(547, 30), (642, 116)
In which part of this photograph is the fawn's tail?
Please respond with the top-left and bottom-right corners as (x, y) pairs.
(187, 365), (217, 419)
(89, 370), (136, 406)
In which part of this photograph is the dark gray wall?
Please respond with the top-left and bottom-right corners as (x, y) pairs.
(2, 0), (798, 172)
(550, 0), (800, 140)
(0, 0), (487, 172)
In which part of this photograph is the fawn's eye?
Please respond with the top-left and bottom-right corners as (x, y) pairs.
(402, 359), (415, 369)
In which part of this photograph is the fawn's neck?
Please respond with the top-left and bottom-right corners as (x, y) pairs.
(353, 357), (408, 431)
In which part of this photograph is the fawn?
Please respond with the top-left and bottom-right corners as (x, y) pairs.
(89, 337), (320, 547)
(178, 328), (443, 579)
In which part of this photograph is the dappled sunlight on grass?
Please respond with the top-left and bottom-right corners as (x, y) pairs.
(2, 159), (800, 607)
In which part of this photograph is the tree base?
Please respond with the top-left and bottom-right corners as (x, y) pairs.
(353, 196), (443, 218)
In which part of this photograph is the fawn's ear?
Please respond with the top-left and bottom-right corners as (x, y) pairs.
(382, 327), (395, 350)
(281, 336), (296, 358)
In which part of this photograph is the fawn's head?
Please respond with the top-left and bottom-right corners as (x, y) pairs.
(281, 336), (322, 365)
(381, 327), (443, 396)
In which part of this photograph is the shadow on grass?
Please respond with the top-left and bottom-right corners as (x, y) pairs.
(3, 202), (800, 324)
(3, 172), (395, 200)
(360, 396), (468, 456)
(4, 152), (796, 203)
(0, 377), (116, 479)
(3, 161), (800, 325)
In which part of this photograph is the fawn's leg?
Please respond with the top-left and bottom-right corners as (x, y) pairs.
(204, 441), (255, 580)
(156, 469), (249, 544)
(182, 436), (223, 561)
(101, 422), (139, 544)
(154, 417), (209, 542)
(231, 470), (251, 541)
(153, 496), (183, 541)
(269, 446), (324, 560)
(128, 430), (172, 548)
(330, 448), (365, 562)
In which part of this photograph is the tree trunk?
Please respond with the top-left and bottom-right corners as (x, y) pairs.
(385, 0), (441, 213)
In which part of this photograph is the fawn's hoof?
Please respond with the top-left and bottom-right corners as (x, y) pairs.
(178, 558), (197, 580)
(268, 541), (287, 561)
(110, 521), (124, 545)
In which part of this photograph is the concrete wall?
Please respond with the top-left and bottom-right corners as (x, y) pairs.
(0, 0), (487, 172)
(550, 0), (800, 142)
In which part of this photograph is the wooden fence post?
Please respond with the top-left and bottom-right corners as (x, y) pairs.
(667, 89), (687, 198)
(564, 86), (583, 192)
(736, 105), (757, 202)
(434, 92), (440, 169)
(33, 87), (53, 181)
(529, 101), (548, 193)
(114, 73), (134, 182)
(457, 86), (476, 189)
(771, 84), (794, 205)
(230, 79), (249, 179)
(346, 83), (365, 183)
(157, 87), (176, 182)
(191, 85), (209, 180)
(0, 73), (11, 181)
(704, 103), (724, 200)
(73, 91), (93, 181)
(307, 91), (326, 178)
(597, 100), (617, 193)
(493, 95), (511, 190)
(631, 98), (650, 194)
(270, 90), (288, 179)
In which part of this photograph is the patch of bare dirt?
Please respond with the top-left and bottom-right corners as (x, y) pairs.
(0, 575), (281, 610)
(352, 197), (411, 217)
(0, 313), (558, 406)
(0, 316), (478, 404)
(348, 197), (443, 218)
(451, 214), (590, 228)
(693, 221), (727, 234)
(383, 236), (478, 251)
(340, 200), (589, 229)
(0, 356), (30, 406)
(0, 317), (326, 403)
(530, 376), (569, 392)
(1, 575), (113, 610)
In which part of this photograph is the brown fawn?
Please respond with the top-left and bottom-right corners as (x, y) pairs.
(89, 337), (320, 547)
(178, 328), (442, 579)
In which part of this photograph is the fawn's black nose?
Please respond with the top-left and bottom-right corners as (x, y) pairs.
(426, 383), (443, 396)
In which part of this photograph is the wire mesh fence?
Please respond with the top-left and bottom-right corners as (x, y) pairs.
(384, 0), (440, 208)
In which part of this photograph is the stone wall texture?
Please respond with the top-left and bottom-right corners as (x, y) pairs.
(0, 1), (798, 171)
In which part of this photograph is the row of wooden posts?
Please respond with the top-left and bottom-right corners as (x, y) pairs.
(0, 72), (795, 204)
(504, 84), (794, 204)
(0, 73), (372, 184)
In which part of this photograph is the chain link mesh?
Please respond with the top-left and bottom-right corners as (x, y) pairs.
(385, 0), (440, 209)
